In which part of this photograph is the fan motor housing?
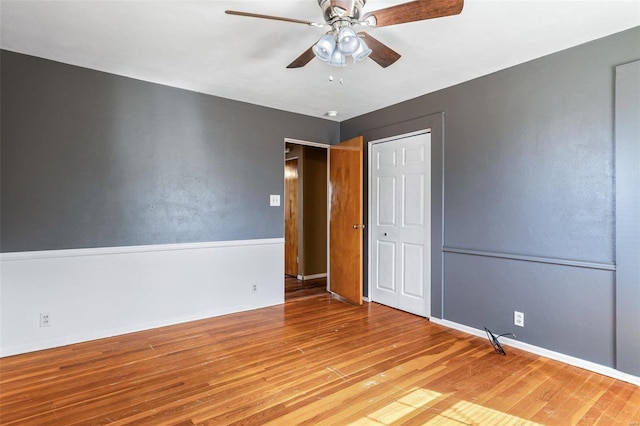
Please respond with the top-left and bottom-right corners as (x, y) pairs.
(318, 0), (366, 23)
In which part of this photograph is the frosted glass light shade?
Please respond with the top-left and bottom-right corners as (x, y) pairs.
(312, 34), (336, 62)
(352, 38), (371, 63)
(337, 27), (359, 55)
(328, 48), (346, 67)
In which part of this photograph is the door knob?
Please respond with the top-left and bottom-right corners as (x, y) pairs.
(352, 224), (366, 229)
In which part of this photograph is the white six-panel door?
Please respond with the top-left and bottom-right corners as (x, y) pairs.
(370, 132), (431, 317)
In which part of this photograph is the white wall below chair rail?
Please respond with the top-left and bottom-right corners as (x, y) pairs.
(0, 239), (284, 357)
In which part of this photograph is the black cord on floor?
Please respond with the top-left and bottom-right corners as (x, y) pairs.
(484, 327), (515, 355)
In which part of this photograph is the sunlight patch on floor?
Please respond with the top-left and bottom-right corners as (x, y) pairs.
(349, 387), (543, 425)
(430, 400), (543, 425)
(349, 388), (442, 425)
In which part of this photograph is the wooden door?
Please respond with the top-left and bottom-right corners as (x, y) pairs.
(371, 133), (431, 317)
(284, 158), (299, 277)
(329, 136), (364, 304)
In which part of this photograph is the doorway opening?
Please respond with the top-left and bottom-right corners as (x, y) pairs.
(284, 139), (329, 300)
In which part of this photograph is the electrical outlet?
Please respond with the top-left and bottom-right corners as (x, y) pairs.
(514, 311), (524, 327)
(40, 312), (51, 327)
(251, 283), (258, 293)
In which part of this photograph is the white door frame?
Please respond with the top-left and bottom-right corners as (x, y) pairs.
(368, 129), (431, 315)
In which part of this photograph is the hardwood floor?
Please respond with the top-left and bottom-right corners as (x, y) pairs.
(1, 294), (639, 425)
(285, 276), (327, 301)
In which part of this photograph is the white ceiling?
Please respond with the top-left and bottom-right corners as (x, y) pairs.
(1, 0), (639, 121)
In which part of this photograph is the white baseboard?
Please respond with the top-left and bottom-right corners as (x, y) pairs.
(300, 273), (327, 280)
(0, 239), (284, 357)
(430, 318), (640, 386)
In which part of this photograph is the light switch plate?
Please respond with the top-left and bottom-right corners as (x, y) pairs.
(270, 195), (280, 206)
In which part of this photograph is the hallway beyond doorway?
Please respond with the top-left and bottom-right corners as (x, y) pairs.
(285, 276), (327, 301)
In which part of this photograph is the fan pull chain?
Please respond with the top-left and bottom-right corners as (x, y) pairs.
(328, 66), (344, 84)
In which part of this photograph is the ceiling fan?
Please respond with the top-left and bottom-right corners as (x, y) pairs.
(226, 0), (464, 69)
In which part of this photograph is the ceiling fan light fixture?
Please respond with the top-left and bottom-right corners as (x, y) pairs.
(337, 26), (359, 55)
(328, 48), (346, 67)
(312, 33), (337, 61)
(228, 0), (465, 70)
(352, 38), (372, 63)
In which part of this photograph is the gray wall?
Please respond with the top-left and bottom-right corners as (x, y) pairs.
(1, 51), (339, 252)
(615, 60), (640, 376)
(342, 27), (640, 370)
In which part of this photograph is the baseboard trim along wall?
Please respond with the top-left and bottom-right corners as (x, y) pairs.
(295, 273), (328, 280)
(0, 239), (284, 357)
(430, 318), (640, 386)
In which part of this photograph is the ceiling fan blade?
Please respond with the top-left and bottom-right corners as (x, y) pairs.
(287, 46), (316, 69)
(225, 10), (324, 27)
(358, 32), (401, 68)
(362, 0), (463, 27)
